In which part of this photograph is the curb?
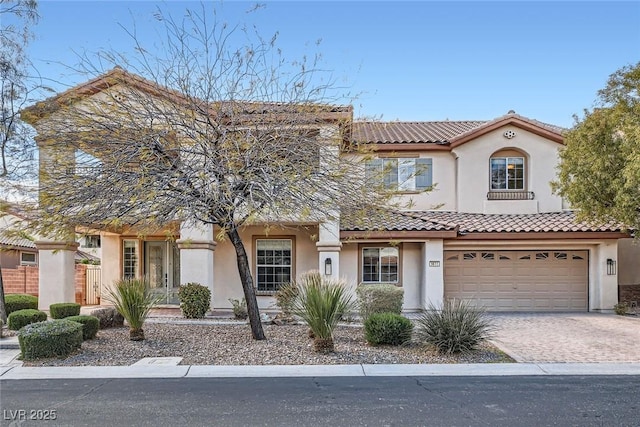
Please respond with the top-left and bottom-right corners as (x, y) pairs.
(2, 362), (640, 380)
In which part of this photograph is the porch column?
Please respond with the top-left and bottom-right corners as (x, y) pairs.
(36, 139), (78, 309)
(317, 220), (341, 280)
(36, 239), (79, 310)
(422, 240), (444, 309)
(590, 241), (619, 312)
(176, 222), (216, 307)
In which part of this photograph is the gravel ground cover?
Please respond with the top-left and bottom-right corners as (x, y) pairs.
(21, 321), (513, 366)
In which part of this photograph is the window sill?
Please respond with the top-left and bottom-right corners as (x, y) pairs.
(256, 291), (278, 297)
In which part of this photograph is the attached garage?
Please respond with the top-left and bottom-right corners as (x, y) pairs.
(444, 250), (588, 311)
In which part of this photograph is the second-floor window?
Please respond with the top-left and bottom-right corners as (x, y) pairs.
(490, 157), (524, 190)
(365, 158), (432, 191)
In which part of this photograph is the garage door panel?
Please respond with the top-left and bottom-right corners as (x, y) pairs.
(444, 250), (588, 311)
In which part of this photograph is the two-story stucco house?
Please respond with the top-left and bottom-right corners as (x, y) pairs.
(21, 68), (630, 312)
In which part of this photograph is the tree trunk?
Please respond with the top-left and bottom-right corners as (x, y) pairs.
(0, 266), (6, 324)
(227, 227), (266, 340)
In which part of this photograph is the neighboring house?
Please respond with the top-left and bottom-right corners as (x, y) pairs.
(0, 210), (38, 269)
(21, 68), (636, 312)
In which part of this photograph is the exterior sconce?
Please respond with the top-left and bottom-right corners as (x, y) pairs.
(324, 258), (332, 276)
(607, 258), (617, 276)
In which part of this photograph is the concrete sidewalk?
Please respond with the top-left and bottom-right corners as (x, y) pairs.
(2, 361), (640, 380)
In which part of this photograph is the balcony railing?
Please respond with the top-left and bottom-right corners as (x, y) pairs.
(487, 191), (535, 201)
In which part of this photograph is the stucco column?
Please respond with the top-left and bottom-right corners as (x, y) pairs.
(317, 220), (341, 280)
(36, 239), (79, 309)
(590, 241), (619, 312)
(422, 240), (444, 309)
(176, 222), (216, 307)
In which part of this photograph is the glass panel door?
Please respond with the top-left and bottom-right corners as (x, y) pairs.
(144, 241), (181, 304)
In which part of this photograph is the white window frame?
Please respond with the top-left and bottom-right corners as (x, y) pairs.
(123, 239), (139, 279)
(366, 158), (432, 191)
(361, 246), (399, 283)
(20, 252), (37, 266)
(255, 238), (293, 293)
(490, 156), (525, 190)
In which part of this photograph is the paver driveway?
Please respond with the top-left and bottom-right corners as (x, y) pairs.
(488, 312), (640, 363)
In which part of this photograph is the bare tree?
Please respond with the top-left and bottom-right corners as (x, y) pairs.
(0, 0), (39, 323)
(22, 5), (400, 340)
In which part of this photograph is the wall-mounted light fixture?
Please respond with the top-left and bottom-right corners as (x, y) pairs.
(324, 258), (332, 276)
(607, 258), (617, 276)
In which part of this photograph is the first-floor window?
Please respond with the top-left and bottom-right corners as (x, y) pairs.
(362, 247), (399, 283)
(20, 252), (37, 266)
(256, 239), (292, 292)
(123, 239), (139, 279)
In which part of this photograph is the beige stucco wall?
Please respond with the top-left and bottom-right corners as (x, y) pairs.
(100, 233), (123, 296)
(452, 125), (564, 214)
(212, 225), (320, 310)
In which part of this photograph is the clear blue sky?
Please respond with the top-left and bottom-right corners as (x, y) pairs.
(21, 1), (640, 127)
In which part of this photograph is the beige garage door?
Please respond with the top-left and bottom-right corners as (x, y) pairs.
(444, 250), (588, 311)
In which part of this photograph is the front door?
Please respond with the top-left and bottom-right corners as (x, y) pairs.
(144, 241), (180, 304)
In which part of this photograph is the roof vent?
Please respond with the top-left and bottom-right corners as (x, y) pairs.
(507, 110), (516, 114)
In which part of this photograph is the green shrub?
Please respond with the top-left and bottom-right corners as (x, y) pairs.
(18, 319), (83, 360)
(104, 278), (163, 341)
(364, 312), (413, 346)
(275, 281), (299, 317)
(5, 294), (38, 315)
(291, 271), (354, 353)
(7, 309), (47, 330)
(178, 283), (211, 319)
(90, 307), (125, 329)
(229, 298), (248, 320)
(356, 283), (404, 321)
(614, 302), (628, 316)
(66, 315), (100, 340)
(414, 299), (494, 354)
(49, 303), (81, 319)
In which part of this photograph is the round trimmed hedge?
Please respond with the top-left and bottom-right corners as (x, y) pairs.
(364, 312), (413, 346)
(66, 315), (100, 340)
(178, 283), (211, 319)
(7, 309), (48, 331)
(49, 302), (81, 319)
(18, 319), (83, 360)
(5, 294), (38, 315)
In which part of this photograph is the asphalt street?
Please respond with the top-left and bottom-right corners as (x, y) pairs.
(2, 375), (639, 426)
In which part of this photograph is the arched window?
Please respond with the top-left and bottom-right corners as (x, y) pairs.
(490, 149), (526, 190)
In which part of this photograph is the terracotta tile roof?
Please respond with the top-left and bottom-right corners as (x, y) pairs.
(407, 211), (624, 233)
(341, 210), (456, 232)
(352, 121), (487, 144)
(0, 232), (35, 249)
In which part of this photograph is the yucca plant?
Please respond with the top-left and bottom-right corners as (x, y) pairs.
(104, 278), (163, 341)
(291, 271), (354, 353)
(414, 299), (494, 354)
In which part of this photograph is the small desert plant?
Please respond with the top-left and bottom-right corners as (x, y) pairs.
(229, 298), (248, 320)
(414, 299), (494, 355)
(178, 283), (211, 319)
(66, 315), (100, 340)
(275, 281), (299, 318)
(356, 283), (404, 321)
(291, 271), (354, 353)
(49, 303), (81, 319)
(104, 278), (163, 341)
(18, 319), (83, 360)
(613, 302), (628, 316)
(7, 309), (47, 330)
(364, 312), (413, 346)
(90, 307), (125, 329)
(5, 294), (38, 315)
